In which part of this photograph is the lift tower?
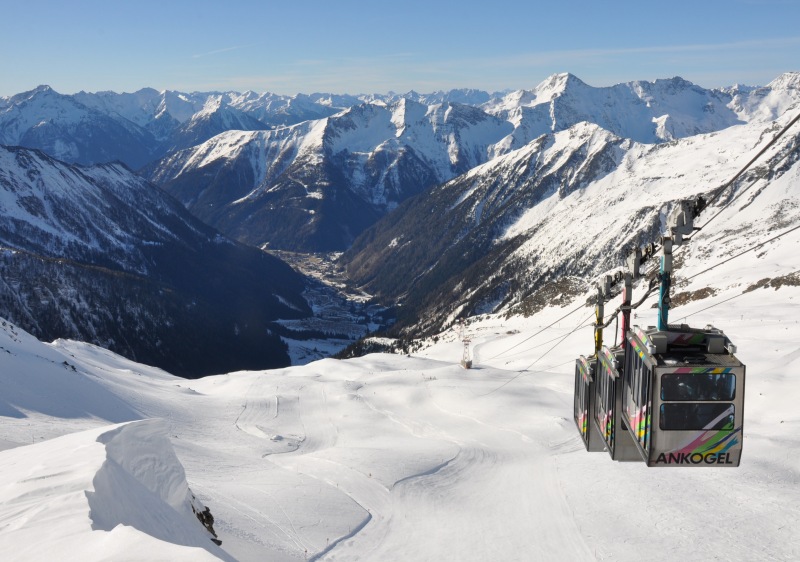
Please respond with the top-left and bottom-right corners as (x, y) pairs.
(457, 319), (472, 369)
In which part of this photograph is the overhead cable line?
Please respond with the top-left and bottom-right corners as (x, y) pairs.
(679, 292), (748, 321)
(602, 223), (800, 327)
(688, 135), (799, 237)
(479, 313), (593, 397)
(483, 301), (587, 361)
(704, 110), (800, 211)
(686, 222), (800, 282)
(520, 313), (594, 372)
(501, 324), (595, 361)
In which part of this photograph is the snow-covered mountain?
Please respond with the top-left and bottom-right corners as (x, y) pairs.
(143, 73), (800, 253)
(156, 95), (271, 155)
(3, 74), (797, 173)
(0, 86), (158, 168)
(145, 99), (515, 250)
(341, 95), (800, 337)
(482, 73), (746, 152)
(1, 87), (356, 169)
(0, 145), (311, 376)
(226, 91), (353, 127)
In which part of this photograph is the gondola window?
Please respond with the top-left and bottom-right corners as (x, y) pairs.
(659, 403), (735, 431)
(661, 373), (736, 401)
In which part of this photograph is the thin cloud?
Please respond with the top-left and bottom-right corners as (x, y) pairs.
(462, 36), (800, 69)
(172, 36), (800, 95)
(192, 45), (245, 59)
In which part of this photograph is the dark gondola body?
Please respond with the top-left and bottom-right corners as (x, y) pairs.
(621, 325), (745, 467)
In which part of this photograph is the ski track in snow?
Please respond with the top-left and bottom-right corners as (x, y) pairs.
(319, 371), (595, 562)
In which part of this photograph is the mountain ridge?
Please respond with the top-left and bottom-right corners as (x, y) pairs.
(339, 109), (800, 338)
(141, 72), (799, 252)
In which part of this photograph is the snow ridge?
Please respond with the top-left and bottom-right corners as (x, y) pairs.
(0, 419), (228, 561)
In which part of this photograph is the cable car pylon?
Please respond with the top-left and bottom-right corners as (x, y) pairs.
(457, 319), (473, 369)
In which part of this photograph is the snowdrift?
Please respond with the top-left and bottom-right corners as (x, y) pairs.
(0, 419), (230, 561)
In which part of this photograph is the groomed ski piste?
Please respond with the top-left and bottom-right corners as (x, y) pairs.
(2, 127), (800, 560)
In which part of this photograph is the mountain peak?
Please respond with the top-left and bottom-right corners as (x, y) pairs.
(649, 76), (699, 93)
(767, 71), (800, 91)
(14, 84), (59, 102)
(534, 73), (588, 99)
(198, 95), (224, 116)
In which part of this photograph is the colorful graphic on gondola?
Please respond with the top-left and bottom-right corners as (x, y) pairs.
(600, 408), (613, 440)
(671, 367), (734, 375)
(664, 332), (706, 345)
(627, 403), (651, 450)
(578, 409), (588, 437)
(629, 333), (647, 360)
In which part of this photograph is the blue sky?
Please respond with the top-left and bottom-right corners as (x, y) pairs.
(2, 0), (799, 96)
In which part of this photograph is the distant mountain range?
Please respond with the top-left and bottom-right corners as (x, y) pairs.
(142, 73), (798, 252)
(341, 93), (800, 338)
(0, 85), (503, 171)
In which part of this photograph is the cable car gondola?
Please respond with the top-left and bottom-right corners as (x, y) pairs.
(621, 324), (745, 467)
(593, 344), (643, 461)
(573, 354), (605, 452)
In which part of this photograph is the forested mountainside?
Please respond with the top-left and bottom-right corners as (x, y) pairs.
(0, 145), (310, 376)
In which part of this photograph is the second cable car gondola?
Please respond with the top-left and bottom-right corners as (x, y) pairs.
(593, 344), (644, 461)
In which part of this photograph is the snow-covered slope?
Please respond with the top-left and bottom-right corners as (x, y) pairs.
(0, 321), (228, 559)
(341, 98), (800, 337)
(0, 420), (229, 561)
